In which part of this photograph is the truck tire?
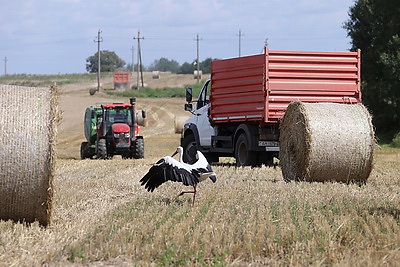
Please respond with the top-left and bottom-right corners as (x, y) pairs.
(97, 139), (108, 159)
(235, 133), (257, 167)
(132, 138), (144, 159)
(80, 142), (88, 159)
(182, 134), (197, 163)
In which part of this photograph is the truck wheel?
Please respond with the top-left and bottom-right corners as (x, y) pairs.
(132, 138), (144, 159)
(80, 142), (88, 159)
(97, 139), (108, 159)
(182, 134), (197, 163)
(235, 133), (257, 167)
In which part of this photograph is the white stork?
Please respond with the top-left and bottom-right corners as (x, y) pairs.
(139, 146), (217, 204)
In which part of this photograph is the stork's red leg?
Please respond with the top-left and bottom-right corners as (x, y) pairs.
(192, 185), (197, 205)
(177, 185), (197, 205)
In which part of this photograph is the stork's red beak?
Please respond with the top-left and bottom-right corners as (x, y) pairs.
(171, 150), (178, 157)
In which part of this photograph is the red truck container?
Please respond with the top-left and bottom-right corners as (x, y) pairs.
(181, 47), (361, 166)
(113, 72), (131, 90)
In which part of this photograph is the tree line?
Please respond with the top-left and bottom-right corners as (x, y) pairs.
(344, 0), (400, 142)
(86, 52), (217, 75)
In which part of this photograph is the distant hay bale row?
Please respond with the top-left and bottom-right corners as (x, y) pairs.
(279, 102), (374, 184)
(0, 84), (59, 226)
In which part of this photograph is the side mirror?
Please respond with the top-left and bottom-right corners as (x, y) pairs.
(184, 103), (193, 111)
(186, 87), (193, 102)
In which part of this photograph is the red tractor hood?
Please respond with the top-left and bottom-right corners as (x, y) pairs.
(112, 123), (130, 133)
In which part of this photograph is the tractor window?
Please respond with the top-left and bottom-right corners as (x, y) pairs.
(105, 108), (132, 126)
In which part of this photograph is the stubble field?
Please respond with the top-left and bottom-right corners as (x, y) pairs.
(1, 78), (400, 266)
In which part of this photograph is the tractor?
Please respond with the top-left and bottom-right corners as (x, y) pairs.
(80, 98), (146, 159)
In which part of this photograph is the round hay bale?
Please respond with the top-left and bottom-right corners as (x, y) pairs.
(193, 70), (202, 79)
(174, 115), (190, 134)
(279, 101), (374, 184)
(136, 109), (148, 127)
(152, 71), (160, 79)
(89, 87), (97, 95)
(0, 85), (59, 226)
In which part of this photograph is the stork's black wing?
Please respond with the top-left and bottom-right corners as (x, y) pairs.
(139, 157), (199, 192)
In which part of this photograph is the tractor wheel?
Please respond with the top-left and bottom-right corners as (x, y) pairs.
(97, 139), (108, 159)
(80, 142), (88, 159)
(132, 138), (144, 159)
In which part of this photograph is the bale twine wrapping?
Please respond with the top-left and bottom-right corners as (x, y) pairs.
(0, 84), (59, 226)
(279, 101), (374, 183)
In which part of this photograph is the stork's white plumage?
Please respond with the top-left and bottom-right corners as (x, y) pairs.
(140, 146), (216, 204)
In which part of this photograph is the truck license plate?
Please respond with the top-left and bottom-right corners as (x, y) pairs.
(258, 141), (279, 147)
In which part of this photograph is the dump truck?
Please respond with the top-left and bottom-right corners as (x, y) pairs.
(182, 47), (361, 166)
(80, 98), (146, 159)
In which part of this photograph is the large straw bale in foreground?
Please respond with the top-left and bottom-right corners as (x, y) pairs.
(0, 84), (59, 226)
(279, 102), (374, 183)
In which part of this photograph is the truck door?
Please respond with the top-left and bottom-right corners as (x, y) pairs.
(195, 80), (214, 147)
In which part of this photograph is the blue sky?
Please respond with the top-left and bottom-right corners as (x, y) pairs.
(0, 0), (355, 74)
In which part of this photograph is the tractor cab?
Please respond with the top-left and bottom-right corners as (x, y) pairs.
(100, 103), (135, 141)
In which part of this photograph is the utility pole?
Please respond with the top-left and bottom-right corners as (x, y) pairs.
(194, 33), (202, 83)
(261, 38), (269, 53)
(94, 29), (102, 92)
(237, 29), (244, 57)
(133, 31), (144, 89)
(4, 56), (7, 76)
(130, 45), (134, 79)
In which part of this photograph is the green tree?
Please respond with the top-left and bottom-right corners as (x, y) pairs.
(344, 0), (400, 138)
(86, 50), (126, 73)
(148, 57), (180, 73)
(201, 58), (218, 74)
(178, 58), (218, 74)
(178, 62), (195, 74)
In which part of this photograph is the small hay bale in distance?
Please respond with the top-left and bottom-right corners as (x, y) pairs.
(152, 71), (160, 79)
(174, 115), (191, 134)
(279, 101), (374, 184)
(0, 84), (59, 226)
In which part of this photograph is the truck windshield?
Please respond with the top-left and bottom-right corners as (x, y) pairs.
(196, 80), (210, 109)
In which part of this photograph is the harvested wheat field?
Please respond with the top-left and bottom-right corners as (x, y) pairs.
(1, 80), (400, 266)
